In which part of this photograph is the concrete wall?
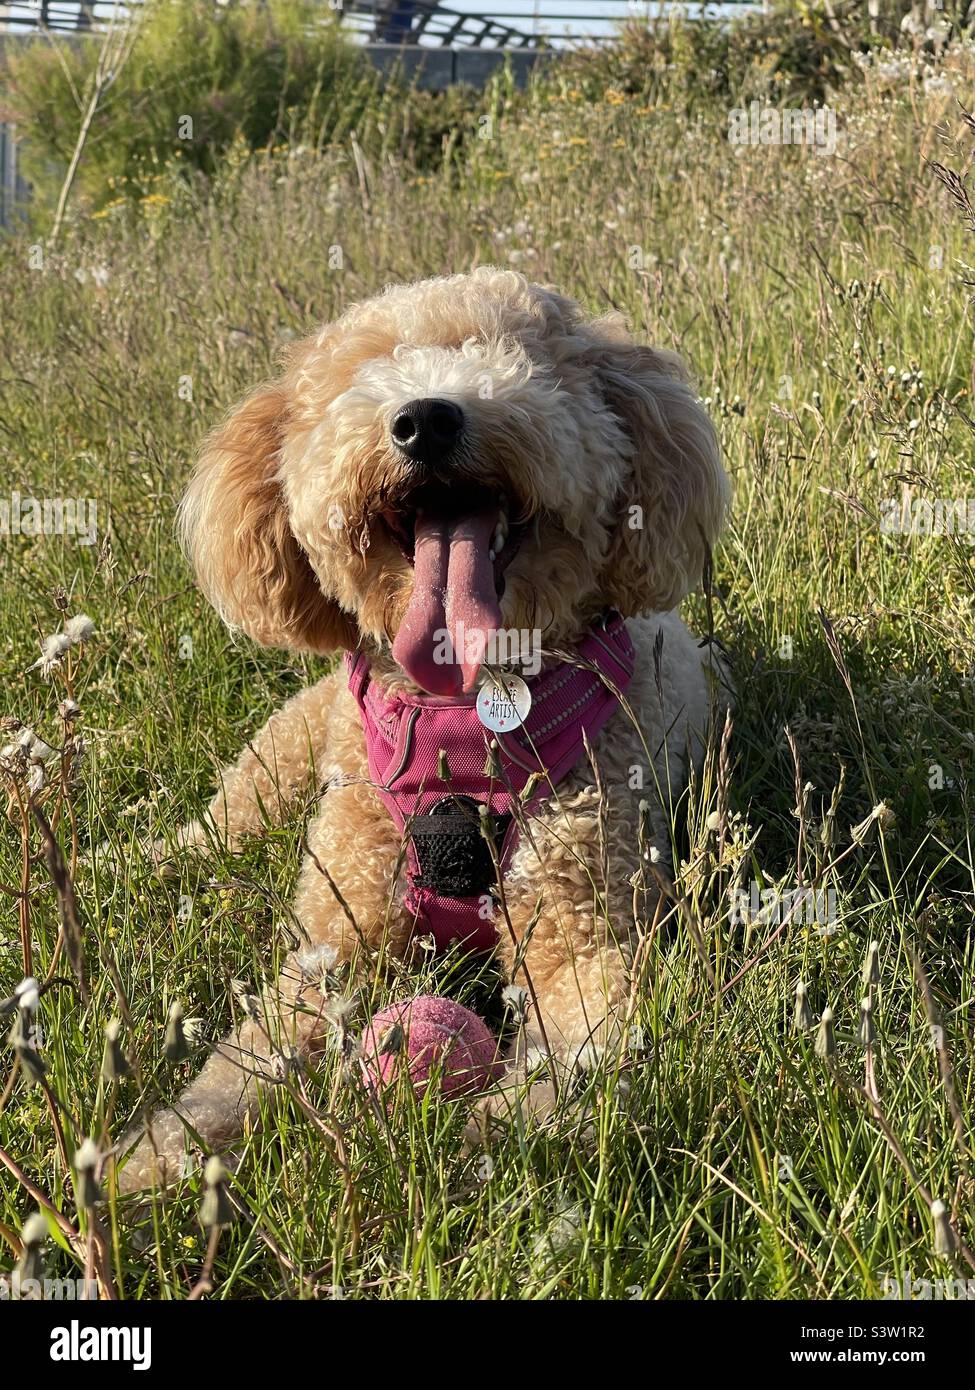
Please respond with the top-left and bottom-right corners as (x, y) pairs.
(364, 43), (545, 90)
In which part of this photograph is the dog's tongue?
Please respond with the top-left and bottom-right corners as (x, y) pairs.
(392, 508), (501, 695)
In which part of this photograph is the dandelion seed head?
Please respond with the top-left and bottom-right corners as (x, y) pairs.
(32, 632), (72, 677)
(295, 943), (339, 980)
(64, 614), (96, 644)
(15, 977), (40, 1013)
(74, 1137), (100, 1171)
(21, 1211), (49, 1248)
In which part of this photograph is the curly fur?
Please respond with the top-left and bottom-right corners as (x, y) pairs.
(119, 268), (729, 1191)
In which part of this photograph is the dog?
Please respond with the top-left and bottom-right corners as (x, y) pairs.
(118, 267), (729, 1191)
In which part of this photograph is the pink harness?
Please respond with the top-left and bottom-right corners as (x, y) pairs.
(346, 612), (635, 954)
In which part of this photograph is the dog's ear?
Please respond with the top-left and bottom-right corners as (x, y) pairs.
(179, 377), (357, 653)
(594, 340), (727, 616)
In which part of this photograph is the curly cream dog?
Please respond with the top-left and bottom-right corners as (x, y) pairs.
(119, 267), (728, 1191)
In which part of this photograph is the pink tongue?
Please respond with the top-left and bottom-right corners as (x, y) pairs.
(392, 509), (502, 695)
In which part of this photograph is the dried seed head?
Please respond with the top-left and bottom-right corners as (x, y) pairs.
(183, 1016), (205, 1046)
(200, 1156), (233, 1229)
(863, 941), (880, 988)
(64, 614), (96, 644)
(377, 1021), (405, 1057)
(502, 984), (529, 1022)
(637, 799), (658, 852)
(294, 943), (341, 997)
(204, 1155), (226, 1186)
(483, 740), (502, 778)
(8, 1008), (29, 1049)
(271, 1045), (301, 1081)
(794, 980), (813, 1031)
(231, 979), (261, 1023)
(164, 1000), (190, 1062)
(27, 735), (57, 763)
(850, 802), (896, 847)
(858, 996), (876, 1048)
(815, 1006), (836, 1059)
(59, 699), (81, 723)
(931, 1200), (956, 1257)
(15, 977), (40, 1014)
(16, 1211), (48, 1284)
(31, 632), (72, 678)
(10, 996), (47, 1082)
(322, 994), (356, 1030)
(522, 771), (544, 801)
(21, 1211), (48, 1249)
(295, 944), (339, 981)
(101, 1018), (131, 1082)
(73, 1137), (102, 1209)
(0, 740), (28, 777)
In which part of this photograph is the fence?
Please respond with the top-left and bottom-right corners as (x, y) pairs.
(0, 2), (754, 48)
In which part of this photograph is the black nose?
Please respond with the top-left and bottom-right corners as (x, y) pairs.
(390, 398), (464, 465)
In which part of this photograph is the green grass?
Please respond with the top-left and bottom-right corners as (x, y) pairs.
(2, 30), (975, 1300)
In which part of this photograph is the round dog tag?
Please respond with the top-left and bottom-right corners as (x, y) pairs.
(476, 673), (532, 733)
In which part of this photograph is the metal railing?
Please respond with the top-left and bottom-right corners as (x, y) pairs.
(0, 2), (107, 29)
(0, 2), (752, 48)
(350, 1), (541, 48)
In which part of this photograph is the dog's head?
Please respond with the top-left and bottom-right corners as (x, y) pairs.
(180, 267), (727, 694)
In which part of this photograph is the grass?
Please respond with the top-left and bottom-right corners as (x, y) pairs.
(1, 27), (975, 1300)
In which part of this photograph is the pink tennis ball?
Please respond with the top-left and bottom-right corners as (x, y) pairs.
(361, 995), (502, 1100)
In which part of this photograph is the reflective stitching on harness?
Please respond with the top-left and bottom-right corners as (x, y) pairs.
(587, 630), (634, 681)
(527, 680), (602, 739)
(526, 663), (578, 710)
(384, 706), (420, 788)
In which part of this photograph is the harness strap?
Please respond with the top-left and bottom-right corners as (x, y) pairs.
(345, 613), (635, 954)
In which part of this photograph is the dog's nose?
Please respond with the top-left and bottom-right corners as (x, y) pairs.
(390, 398), (464, 465)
